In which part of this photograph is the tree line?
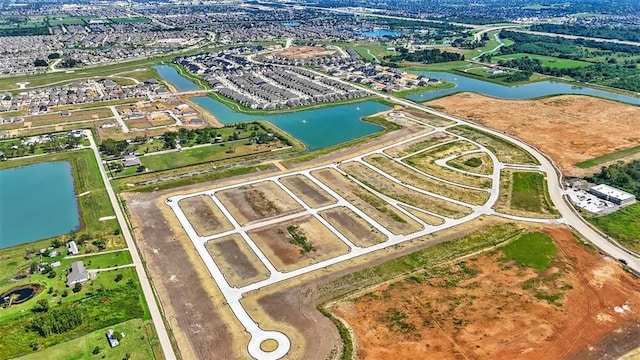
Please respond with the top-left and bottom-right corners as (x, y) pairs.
(585, 160), (640, 198)
(384, 47), (464, 65)
(530, 24), (640, 43)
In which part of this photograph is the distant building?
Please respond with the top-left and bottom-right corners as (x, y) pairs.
(122, 155), (142, 168)
(66, 261), (89, 287)
(51, 261), (61, 268)
(66, 240), (79, 255)
(106, 329), (120, 347)
(588, 184), (636, 206)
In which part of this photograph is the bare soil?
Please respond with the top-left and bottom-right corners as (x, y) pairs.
(427, 93), (640, 176)
(216, 181), (304, 225)
(279, 175), (337, 208)
(398, 204), (445, 226)
(247, 215), (350, 272)
(340, 161), (473, 218)
(205, 234), (270, 287)
(311, 168), (423, 235)
(331, 227), (640, 360)
(275, 46), (337, 59)
(178, 195), (233, 237)
(320, 206), (387, 247)
(399, 108), (456, 127)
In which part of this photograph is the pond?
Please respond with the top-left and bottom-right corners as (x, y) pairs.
(153, 65), (201, 92)
(190, 97), (389, 150)
(0, 161), (80, 248)
(0, 284), (42, 306)
(406, 71), (640, 105)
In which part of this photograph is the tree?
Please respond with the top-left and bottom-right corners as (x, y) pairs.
(34, 299), (49, 313)
(34, 59), (48, 67)
(72, 283), (82, 293)
(92, 346), (102, 355)
(51, 238), (62, 248)
(136, 165), (146, 173)
(47, 53), (60, 59)
(114, 274), (124, 282)
(47, 270), (56, 279)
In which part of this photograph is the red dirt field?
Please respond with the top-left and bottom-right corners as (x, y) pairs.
(331, 227), (640, 360)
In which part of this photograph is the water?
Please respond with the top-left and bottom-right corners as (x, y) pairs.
(153, 65), (201, 92)
(190, 97), (389, 150)
(360, 29), (401, 38)
(0, 161), (80, 248)
(0, 284), (39, 305)
(406, 71), (640, 105)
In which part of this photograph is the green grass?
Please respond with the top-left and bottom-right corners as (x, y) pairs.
(15, 318), (158, 360)
(575, 144), (640, 169)
(46, 16), (85, 26)
(511, 171), (553, 213)
(394, 81), (456, 97)
(589, 203), (640, 253)
(448, 125), (539, 165)
(502, 232), (558, 271)
(66, 251), (133, 270)
(109, 17), (152, 24)
(0, 150), (121, 247)
(402, 60), (471, 72)
(492, 53), (593, 69)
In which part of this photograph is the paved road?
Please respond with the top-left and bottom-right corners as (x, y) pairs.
(84, 130), (177, 360)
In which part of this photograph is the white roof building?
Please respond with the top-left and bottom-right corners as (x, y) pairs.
(588, 184), (636, 206)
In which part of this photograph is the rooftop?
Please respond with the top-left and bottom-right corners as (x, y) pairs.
(590, 184), (635, 201)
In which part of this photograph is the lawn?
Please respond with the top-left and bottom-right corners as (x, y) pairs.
(15, 318), (158, 360)
(0, 149), (123, 250)
(140, 142), (264, 171)
(63, 250), (133, 270)
(46, 16), (86, 26)
(502, 232), (558, 271)
(511, 171), (554, 213)
(575, 144), (640, 169)
(0, 267), (150, 359)
(492, 53), (592, 69)
(589, 203), (640, 253)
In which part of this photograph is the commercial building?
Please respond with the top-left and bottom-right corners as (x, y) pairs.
(588, 184), (636, 206)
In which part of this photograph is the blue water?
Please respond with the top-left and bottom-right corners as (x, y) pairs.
(360, 29), (401, 38)
(190, 96), (388, 150)
(153, 65), (201, 92)
(406, 71), (640, 105)
(0, 161), (80, 248)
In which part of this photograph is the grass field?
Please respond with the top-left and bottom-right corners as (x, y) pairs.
(589, 203), (640, 253)
(68, 250), (133, 270)
(511, 171), (554, 213)
(575, 144), (640, 169)
(492, 53), (592, 69)
(46, 16), (85, 26)
(0, 149), (123, 249)
(448, 125), (539, 165)
(502, 232), (558, 270)
(15, 318), (158, 360)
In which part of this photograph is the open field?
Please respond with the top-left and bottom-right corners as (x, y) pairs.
(274, 46), (337, 59)
(398, 108), (456, 127)
(340, 161), (473, 219)
(446, 151), (494, 175)
(494, 170), (558, 218)
(205, 234), (270, 287)
(588, 203), (640, 253)
(427, 93), (640, 176)
(365, 154), (490, 206)
(576, 144), (640, 169)
(247, 216), (350, 272)
(330, 226), (640, 360)
(398, 205), (445, 226)
(403, 141), (491, 188)
(319, 207), (387, 248)
(216, 181), (304, 225)
(447, 125), (539, 165)
(0, 108), (112, 130)
(492, 52), (593, 69)
(279, 175), (337, 208)
(178, 195), (233, 237)
(383, 132), (455, 158)
(15, 318), (158, 360)
(312, 168), (422, 235)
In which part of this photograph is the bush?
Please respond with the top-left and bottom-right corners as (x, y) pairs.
(72, 283), (82, 293)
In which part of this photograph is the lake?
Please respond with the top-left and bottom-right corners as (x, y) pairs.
(406, 71), (640, 105)
(190, 97), (389, 150)
(0, 161), (80, 248)
(153, 65), (201, 92)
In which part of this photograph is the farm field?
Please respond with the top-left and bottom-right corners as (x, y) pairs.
(492, 53), (593, 69)
(330, 227), (640, 360)
(427, 93), (640, 176)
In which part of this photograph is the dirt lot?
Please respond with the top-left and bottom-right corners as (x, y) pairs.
(178, 195), (233, 236)
(216, 181), (304, 225)
(247, 215), (350, 272)
(340, 161), (473, 218)
(279, 175), (337, 208)
(274, 46), (337, 59)
(398, 204), (445, 226)
(312, 168), (423, 235)
(427, 93), (640, 175)
(320, 206), (387, 248)
(205, 234), (270, 287)
(331, 226), (640, 360)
